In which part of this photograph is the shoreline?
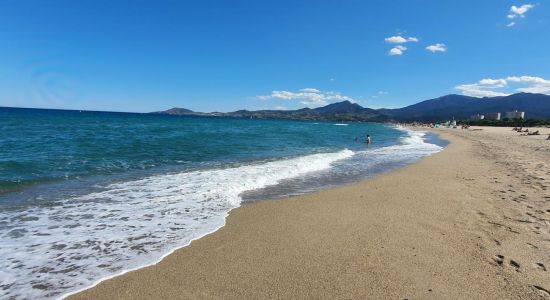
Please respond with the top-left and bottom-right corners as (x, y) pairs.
(59, 127), (441, 299)
(69, 126), (549, 299)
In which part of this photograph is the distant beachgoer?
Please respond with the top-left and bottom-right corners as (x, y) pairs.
(366, 134), (371, 146)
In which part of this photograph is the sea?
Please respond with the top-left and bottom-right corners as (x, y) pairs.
(0, 107), (446, 299)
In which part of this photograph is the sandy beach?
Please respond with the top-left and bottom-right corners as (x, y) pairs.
(69, 126), (550, 300)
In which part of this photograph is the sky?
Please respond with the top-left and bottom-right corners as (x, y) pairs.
(0, 0), (549, 113)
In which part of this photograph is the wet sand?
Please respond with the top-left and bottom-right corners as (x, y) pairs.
(69, 126), (550, 299)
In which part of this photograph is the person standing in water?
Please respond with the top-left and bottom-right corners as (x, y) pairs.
(366, 134), (371, 146)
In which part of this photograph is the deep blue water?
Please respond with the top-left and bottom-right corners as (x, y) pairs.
(0, 107), (443, 299)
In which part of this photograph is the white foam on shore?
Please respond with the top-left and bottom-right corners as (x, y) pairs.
(0, 149), (353, 300)
(380, 126), (443, 158)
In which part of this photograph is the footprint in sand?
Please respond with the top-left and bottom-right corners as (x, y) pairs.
(533, 285), (550, 297)
(493, 255), (505, 265)
(509, 259), (521, 271)
(527, 242), (539, 249)
(535, 262), (547, 271)
(492, 255), (520, 272)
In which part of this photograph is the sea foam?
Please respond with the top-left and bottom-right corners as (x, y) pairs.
(0, 149), (353, 299)
(378, 127), (443, 158)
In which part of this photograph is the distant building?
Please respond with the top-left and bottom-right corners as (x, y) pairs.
(484, 112), (501, 121)
(505, 110), (525, 119)
(470, 114), (484, 120)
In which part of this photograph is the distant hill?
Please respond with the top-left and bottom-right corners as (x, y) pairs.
(151, 107), (198, 115)
(379, 93), (550, 121)
(154, 93), (550, 122)
(154, 100), (390, 122)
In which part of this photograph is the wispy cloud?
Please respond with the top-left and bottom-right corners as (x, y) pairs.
(388, 45), (407, 56)
(455, 76), (550, 97)
(257, 88), (355, 106)
(506, 4), (534, 27)
(426, 43), (447, 53)
(508, 4), (534, 18)
(370, 91), (389, 99)
(300, 88), (320, 93)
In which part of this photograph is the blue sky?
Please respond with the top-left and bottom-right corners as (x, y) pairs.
(0, 1), (549, 112)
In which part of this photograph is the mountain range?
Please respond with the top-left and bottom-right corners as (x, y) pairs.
(153, 92), (550, 122)
(153, 101), (391, 122)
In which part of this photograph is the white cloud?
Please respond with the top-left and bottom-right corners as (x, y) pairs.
(384, 35), (417, 56)
(479, 78), (507, 87)
(425, 43), (447, 53)
(300, 88), (320, 93)
(455, 84), (511, 97)
(384, 35), (419, 44)
(389, 45), (407, 56)
(506, 76), (550, 84)
(509, 4), (534, 18)
(505, 4), (534, 27)
(385, 36), (407, 43)
(516, 85), (550, 94)
(256, 88), (355, 107)
(507, 76), (550, 94)
(274, 106), (287, 110)
(377, 91), (388, 95)
(455, 75), (550, 97)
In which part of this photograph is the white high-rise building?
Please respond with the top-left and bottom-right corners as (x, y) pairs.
(484, 112), (501, 121)
(505, 110), (525, 119)
(470, 114), (484, 120)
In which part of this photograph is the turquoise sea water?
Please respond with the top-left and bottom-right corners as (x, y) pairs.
(1, 108), (403, 195)
(0, 107), (444, 299)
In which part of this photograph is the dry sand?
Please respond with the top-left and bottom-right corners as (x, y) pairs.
(69, 126), (550, 299)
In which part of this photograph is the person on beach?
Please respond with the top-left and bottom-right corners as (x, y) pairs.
(366, 134), (371, 146)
